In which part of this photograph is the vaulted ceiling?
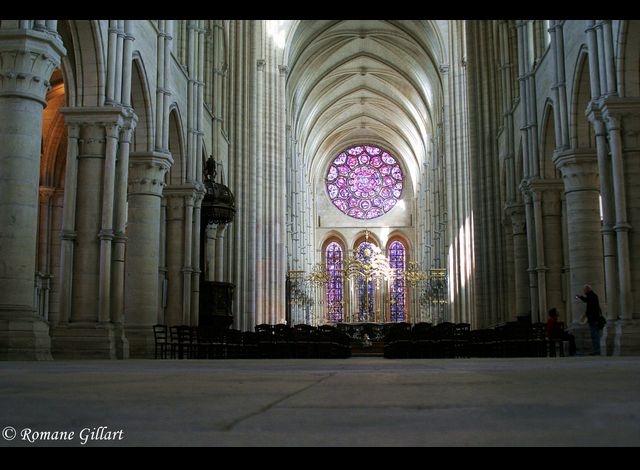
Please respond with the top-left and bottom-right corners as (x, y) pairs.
(284, 20), (446, 193)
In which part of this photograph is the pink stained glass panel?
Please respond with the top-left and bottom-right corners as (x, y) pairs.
(326, 144), (404, 220)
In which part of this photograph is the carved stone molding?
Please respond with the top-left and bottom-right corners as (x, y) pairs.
(0, 28), (65, 104)
(128, 152), (173, 197)
(552, 149), (600, 193)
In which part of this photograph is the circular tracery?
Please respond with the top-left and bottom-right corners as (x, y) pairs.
(326, 144), (403, 219)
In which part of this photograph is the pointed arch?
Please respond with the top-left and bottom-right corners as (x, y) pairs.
(617, 20), (640, 97)
(167, 106), (186, 185)
(130, 55), (154, 153)
(570, 48), (595, 150)
(540, 100), (560, 180)
(60, 20), (106, 107)
(41, 73), (67, 188)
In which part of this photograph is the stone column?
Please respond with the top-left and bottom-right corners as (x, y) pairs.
(163, 189), (185, 327)
(540, 185), (565, 318)
(506, 204), (530, 319)
(215, 224), (229, 282)
(602, 105), (633, 320)
(553, 150), (604, 324)
(0, 24), (64, 360)
(521, 188), (539, 320)
(124, 152), (172, 358)
(110, 118), (135, 359)
(48, 188), (65, 327)
(550, 20), (569, 149)
(182, 193), (194, 325)
(531, 188), (547, 323)
(98, 123), (120, 324)
(586, 107), (617, 323)
(162, 187), (202, 327)
(191, 195), (203, 326)
(52, 107), (127, 359)
(601, 98), (640, 355)
(204, 223), (217, 282)
(57, 124), (79, 326)
(36, 187), (55, 322)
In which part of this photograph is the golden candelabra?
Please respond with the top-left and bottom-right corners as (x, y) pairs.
(297, 230), (448, 324)
(404, 261), (429, 286)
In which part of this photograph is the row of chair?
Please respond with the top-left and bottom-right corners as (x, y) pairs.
(384, 322), (470, 358)
(466, 322), (548, 358)
(254, 323), (351, 359)
(155, 321), (560, 360)
(152, 323), (352, 359)
(383, 321), (557, 359)
(153, 325), (244, 359)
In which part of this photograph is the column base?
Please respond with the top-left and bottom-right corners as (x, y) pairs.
(606, 320), (640, 356)
(0, 316), (52, 360)
(51, 322), (123, 359)
(125, 326), (156, 359)
(113, 323), (130, 359)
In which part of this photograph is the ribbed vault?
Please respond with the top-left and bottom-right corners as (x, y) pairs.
(285, 20), (445, 194)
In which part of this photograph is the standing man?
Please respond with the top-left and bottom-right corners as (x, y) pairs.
(576, 284), (602, 356)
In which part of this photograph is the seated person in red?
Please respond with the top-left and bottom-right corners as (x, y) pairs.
(546, 307), (576, 356)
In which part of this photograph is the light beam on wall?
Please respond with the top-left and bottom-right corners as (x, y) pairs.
(266, 20), (289, 49)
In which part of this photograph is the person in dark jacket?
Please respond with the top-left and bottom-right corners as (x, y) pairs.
(546, 307), (576, 356)
(576, 284), (602, 355)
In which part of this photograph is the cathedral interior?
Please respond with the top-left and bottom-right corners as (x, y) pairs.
(1, 20), (640, 360)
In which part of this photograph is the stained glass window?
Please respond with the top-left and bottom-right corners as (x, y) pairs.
(388, 241), (406, 322)
(356, 241), (376, 322)
(326, 144), (404, 220)
(325, 242), (344, 323)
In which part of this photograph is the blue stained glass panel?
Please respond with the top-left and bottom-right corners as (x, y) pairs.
(388, 240), (406, 322)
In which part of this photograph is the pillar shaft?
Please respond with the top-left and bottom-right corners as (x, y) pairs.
(124, 152), (172, 358)
(587, 111), (618, 320)
(125, 152), (172, 327)
(164, 192), (184, 326)
(0, 26), (64, 359)
(602, 98), (639, 321)
(554, 150), (604, 323)
(57, 124), (79, 325)
(506, 204), (529, 318)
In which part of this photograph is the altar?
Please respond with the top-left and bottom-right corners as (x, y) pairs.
(334, 322), (394, 356)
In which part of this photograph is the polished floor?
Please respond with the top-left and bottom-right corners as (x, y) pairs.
(1, 356), (639, 447)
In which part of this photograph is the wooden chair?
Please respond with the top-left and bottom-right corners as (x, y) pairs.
(153, 324), (168, 359)
(170, 325), (193, 359)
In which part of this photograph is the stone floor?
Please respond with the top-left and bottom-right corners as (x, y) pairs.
(1, 356), (639, 447)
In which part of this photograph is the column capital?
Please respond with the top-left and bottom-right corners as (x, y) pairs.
(0, 28), (65, 104)
(599, 96), (640, 136)
(163, 182), (206, 200)
(38, 186), (56, 200)
(552, 149), (600, 193)
(521, 177), (565, 197)
(206, 224), (218, 239)
(504, 203), (526, 235)
(128, 151), (173, 197)
(60, 105), (134, 128)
